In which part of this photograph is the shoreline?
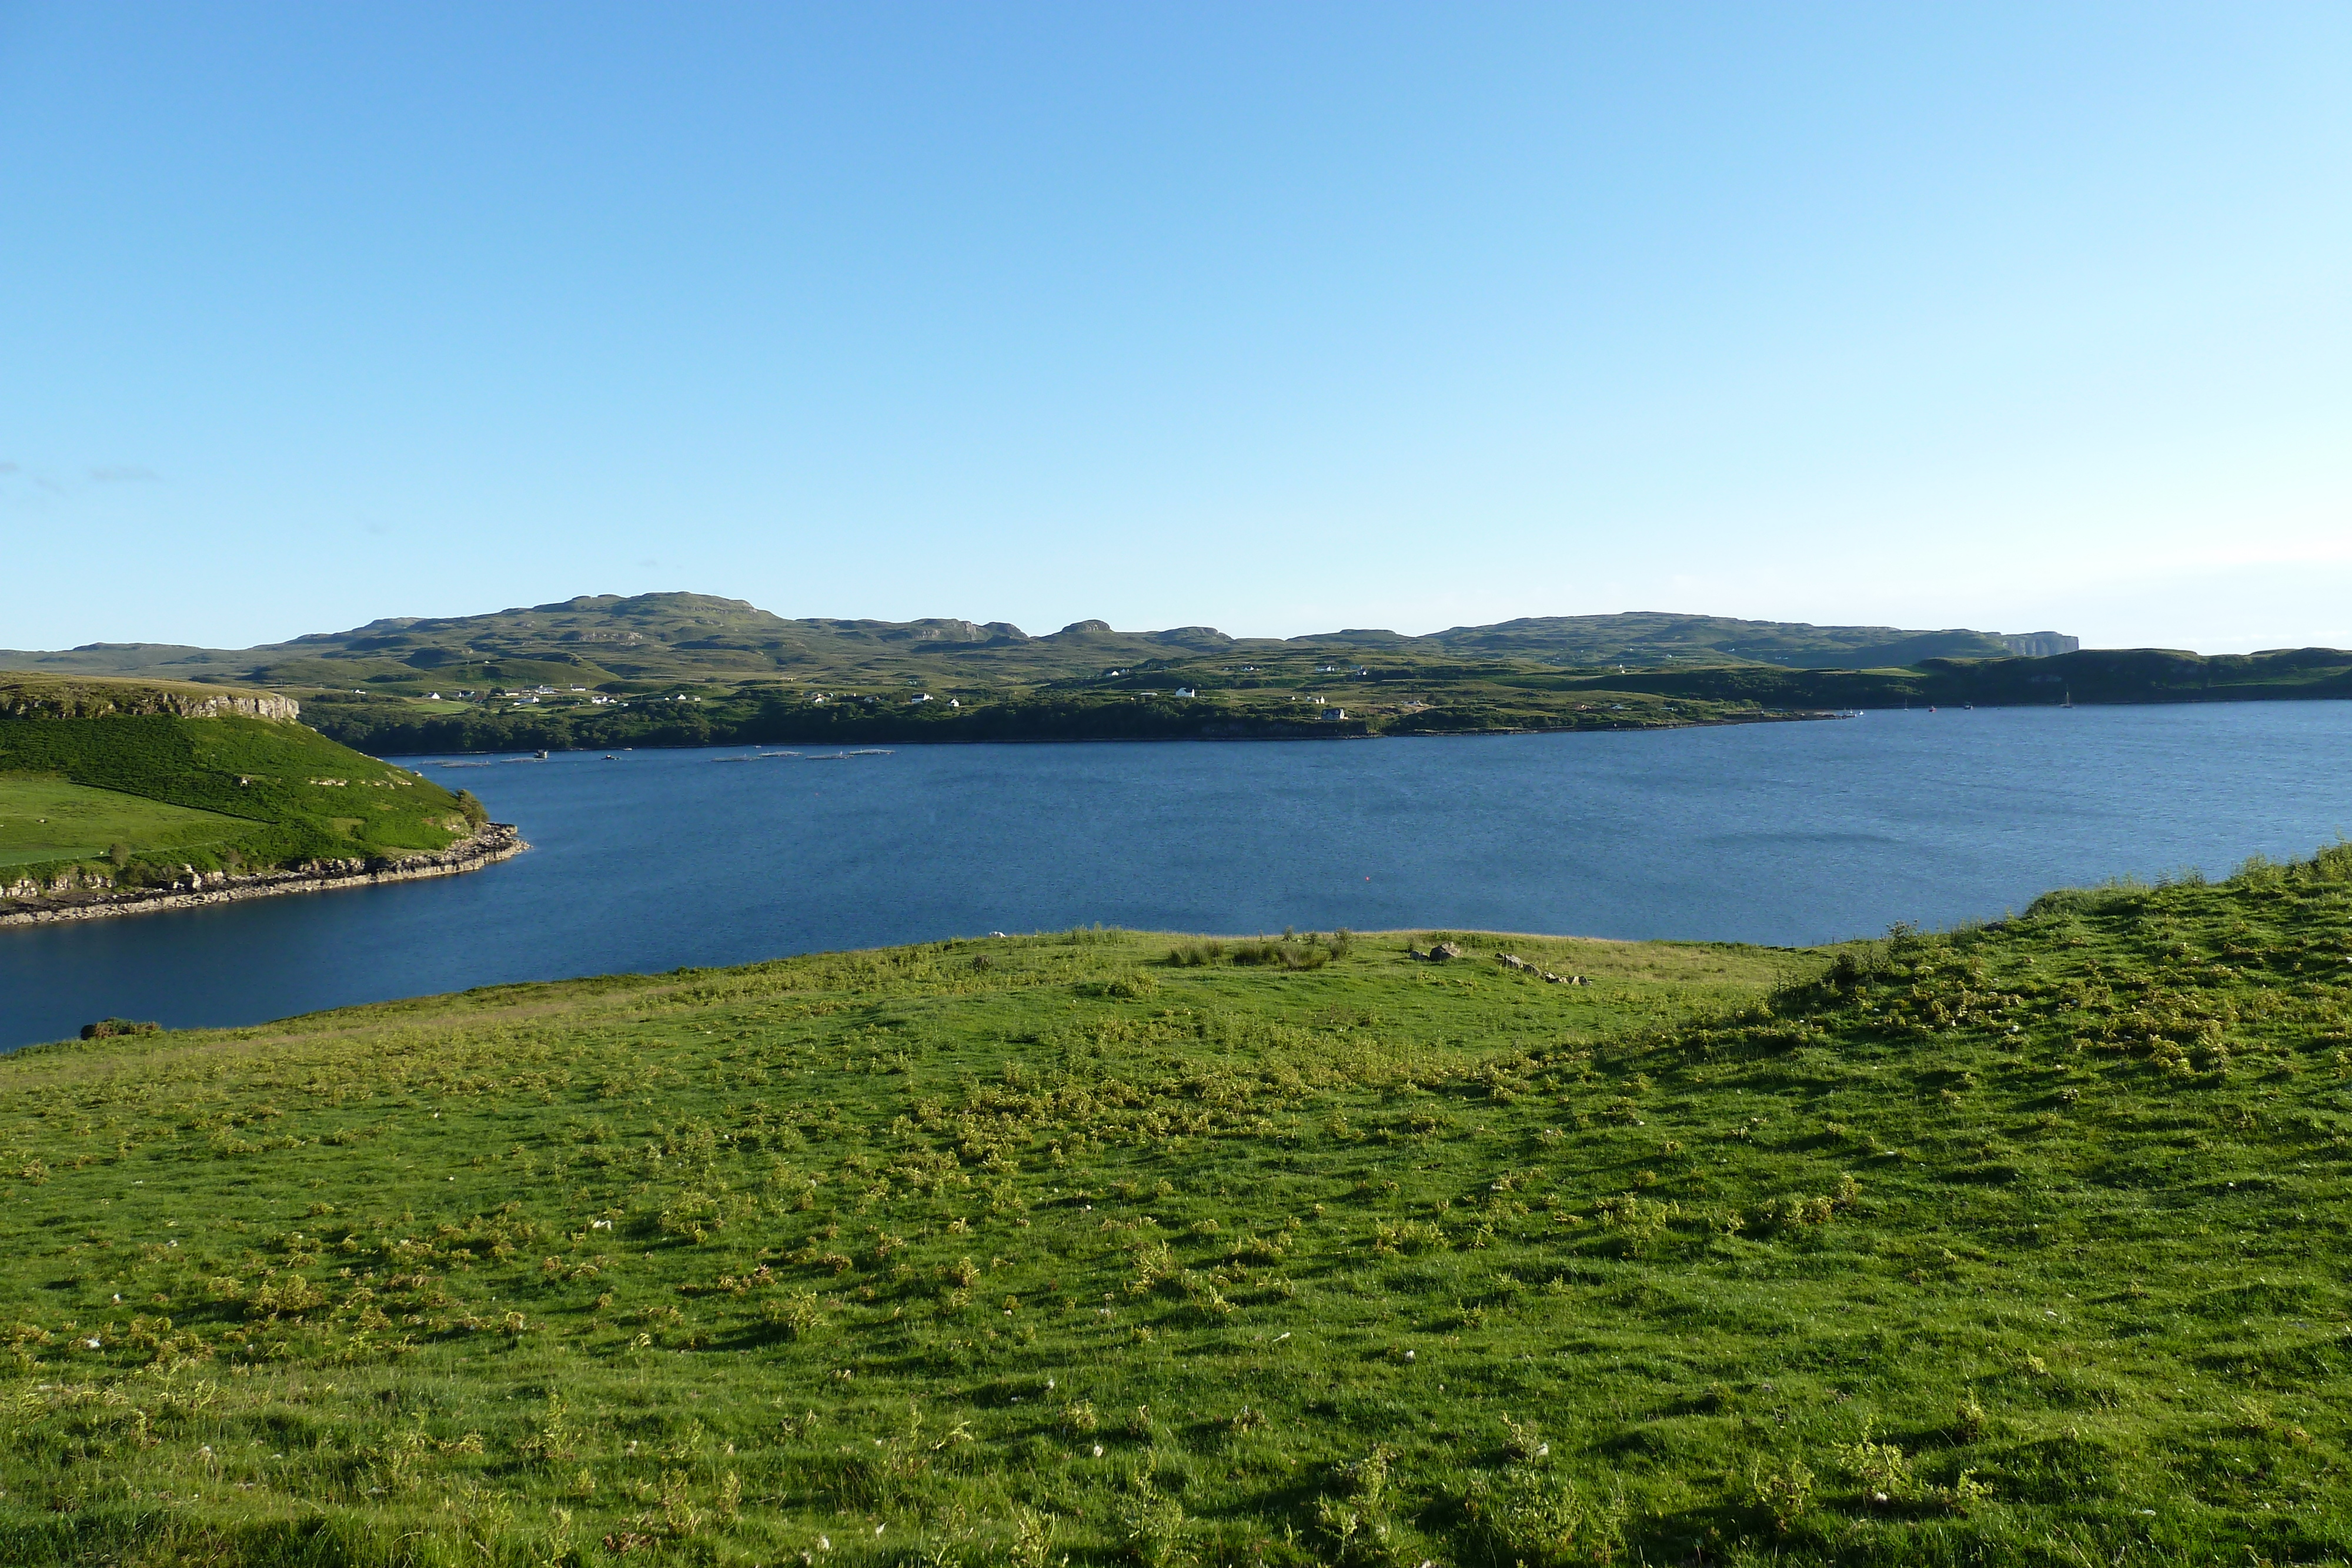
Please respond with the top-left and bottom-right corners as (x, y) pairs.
(365, 707), (1855, 758)
(0, 823), (527, 927)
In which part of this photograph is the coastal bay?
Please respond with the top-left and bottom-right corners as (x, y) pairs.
(4, 701), (2347, 1050)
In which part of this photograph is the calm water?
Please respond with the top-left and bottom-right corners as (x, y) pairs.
(4, 704), (2350, 1049)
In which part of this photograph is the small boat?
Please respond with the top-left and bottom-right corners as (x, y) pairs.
(534, 750), (550, 760)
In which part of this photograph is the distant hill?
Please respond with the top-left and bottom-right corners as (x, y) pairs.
(0, 592), (2075, 688)
(1418, 612), (2074, 668)
(15, 596), (2349, 759)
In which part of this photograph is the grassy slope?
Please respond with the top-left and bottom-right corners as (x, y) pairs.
(0, 713), (482, 892)
(6, 853), (2352, 1564)
(0, 778), (246, 868)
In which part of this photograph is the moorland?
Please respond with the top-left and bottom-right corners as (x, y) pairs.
(7, 593), (2340, 755)
(28, 595), (2321, 755)
(5, 846), (2352, 1565)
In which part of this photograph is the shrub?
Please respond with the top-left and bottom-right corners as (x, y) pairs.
(1118, 1482), (1191, 1568)
(1838, 1420), (1913, 1500)
(657, 1191), (724, 1242)
(1104, 971), (1158, 1000)
(762, 1290), (826, 1339)
(1371, 1219), (1446, 1255)
(79, 1017), (161, 1040)
(2025, 881), (2147, 918)
(1231, 940), (1328, 971)
(1462, 1464), (1623, 1568)
(1315, 1447), (1401, 1566)
(1746, 1452), (1815, 1533)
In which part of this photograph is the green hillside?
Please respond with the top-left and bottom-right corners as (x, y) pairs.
(19, 593), (2342, 756)
(0, 777), (247, 870)
(1541, 646), (2352, 711)
(6, 848), (2352, 1564)
(0, 676), (485, 901)
(27, 591), (2346, 754)
(0, 596), (2068, 692)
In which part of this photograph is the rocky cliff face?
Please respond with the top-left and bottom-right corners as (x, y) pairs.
(0, 678), (300, 722)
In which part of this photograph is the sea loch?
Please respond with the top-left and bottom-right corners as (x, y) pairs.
(2, 701), (2348, 1051)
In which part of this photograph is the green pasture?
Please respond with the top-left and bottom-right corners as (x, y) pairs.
(5, 852), (2352, 1565)
(0, 774), (246, 868)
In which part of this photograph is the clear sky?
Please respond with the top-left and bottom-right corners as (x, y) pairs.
(4, 4), (2348, 653)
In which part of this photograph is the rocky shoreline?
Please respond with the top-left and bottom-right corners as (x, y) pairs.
(0, 823), (527, 927)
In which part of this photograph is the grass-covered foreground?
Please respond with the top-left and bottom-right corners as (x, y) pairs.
(6, 854), (2352, 1566)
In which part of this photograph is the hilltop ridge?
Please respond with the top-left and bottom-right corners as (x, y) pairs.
(23, 594), (2348, 758)
(0, 594), (2072, 688)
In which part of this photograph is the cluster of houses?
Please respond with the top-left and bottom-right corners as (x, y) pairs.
(807, 691), (961, 709)
(415, 684), (629, 709)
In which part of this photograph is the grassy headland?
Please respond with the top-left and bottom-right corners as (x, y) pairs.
(0, 676), (490, 907)
(6, 848), (2352, 1564)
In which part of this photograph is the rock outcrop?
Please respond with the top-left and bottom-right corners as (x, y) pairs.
(1496, 951), (1591, 985)
(0, 823), (525, 925)
(0, 676), (300, 722)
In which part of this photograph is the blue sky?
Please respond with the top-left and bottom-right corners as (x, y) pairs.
(4, 4), (2348, 652)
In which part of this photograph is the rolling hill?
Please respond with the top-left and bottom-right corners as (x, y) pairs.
(2, 845), (2350, 1564)
(0, 594), (2073, 691)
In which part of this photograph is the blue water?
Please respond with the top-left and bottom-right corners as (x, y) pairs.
(4, 703), (2350, 1050)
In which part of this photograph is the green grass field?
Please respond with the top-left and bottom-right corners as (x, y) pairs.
(5, 852), (2352, 1566)
(0, 775), (246, 868)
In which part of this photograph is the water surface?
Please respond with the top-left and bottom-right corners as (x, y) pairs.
(4, 704), (2348, 1049)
